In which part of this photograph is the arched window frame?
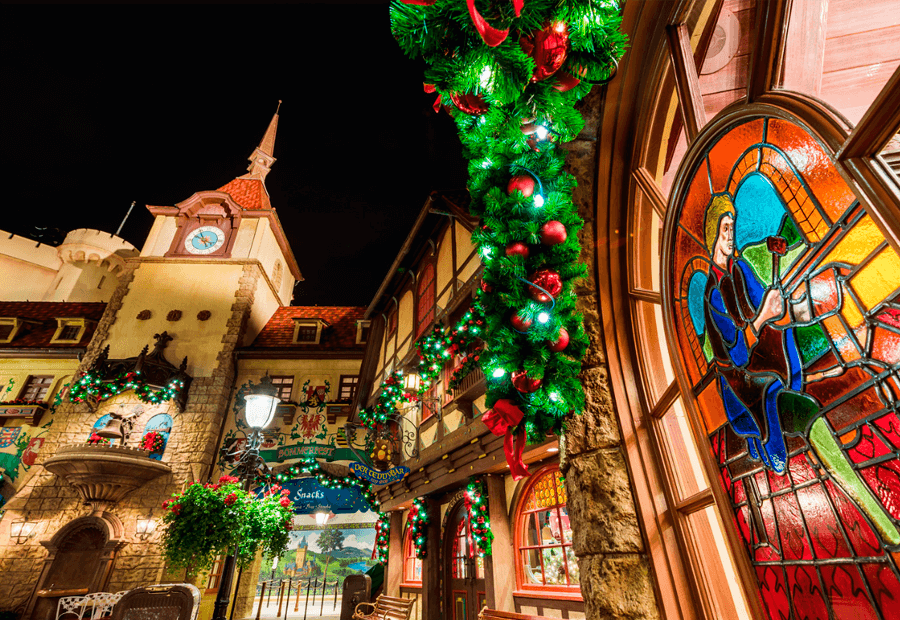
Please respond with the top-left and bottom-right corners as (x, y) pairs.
(598, 2), (900, 620)
(512, 464), (580, 599)
(402, 521), (422, 586)
(415, 262), (436, 340)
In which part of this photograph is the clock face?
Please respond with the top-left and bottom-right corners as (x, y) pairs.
(184, 226), (226, 255)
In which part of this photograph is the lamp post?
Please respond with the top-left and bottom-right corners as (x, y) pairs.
(212, 374), (280, 620)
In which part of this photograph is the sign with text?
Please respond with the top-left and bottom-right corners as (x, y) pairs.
(349, 462), (410, 486)
(275, 477), (373, 515)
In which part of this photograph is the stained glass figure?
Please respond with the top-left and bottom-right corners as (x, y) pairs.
(669, 116), (900, 619)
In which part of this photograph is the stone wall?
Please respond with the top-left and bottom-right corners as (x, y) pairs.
(560, 89), (661, 619)
(0, 261), (263, 615)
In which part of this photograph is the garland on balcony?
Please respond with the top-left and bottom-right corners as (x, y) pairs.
(372, 512), (390, 563)
(408, 497), (430, 559)
(447, 345), (485, 392)
(69, 370), (185, 407)
(86, 432), (111, 446)
(269, 456), (381, 511)
(464, 476), (494, 557)
(391, 1), (626, 442)
(415, 306), (485, 390)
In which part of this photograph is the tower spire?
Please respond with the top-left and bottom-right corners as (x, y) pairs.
(243, 101), (281, 181)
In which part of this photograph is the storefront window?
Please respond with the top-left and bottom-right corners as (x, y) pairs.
(515, 466), (579, 591)
(403, 524), (422, 584)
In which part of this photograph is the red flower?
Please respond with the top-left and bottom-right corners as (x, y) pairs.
(162, 500), (170, 509)
(171, 504), (181, 515)
(218, 475), (239, 485)
(279, 497), (291, 508)
(281, 489), (291, 496)
(224, 493), (238, 506)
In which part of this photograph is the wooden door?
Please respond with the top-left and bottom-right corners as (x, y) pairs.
(445, 500), (486, 620)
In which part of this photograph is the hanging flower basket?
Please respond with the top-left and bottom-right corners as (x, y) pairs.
(160, 476), (295, 571)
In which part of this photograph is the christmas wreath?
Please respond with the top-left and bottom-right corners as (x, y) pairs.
(372, 512), (390, 563)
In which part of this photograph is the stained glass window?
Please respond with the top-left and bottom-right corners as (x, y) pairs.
(668, 115), (900, 619)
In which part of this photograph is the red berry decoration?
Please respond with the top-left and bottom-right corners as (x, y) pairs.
(510, 313), (532, 331)
(480, 280), (493, 293)
(505, 242), (530, 258)
(507, 175), (535, 198)
(528, 269), (563, 303)
(511, 370), (542, 393)
(520, 22), (570, 83)
(549, 327), (570, 352)
(540, 220), (567, 245)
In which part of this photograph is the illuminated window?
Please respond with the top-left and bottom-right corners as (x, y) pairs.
(19, 376), (53, 402)
(271, 376), (294, 402)
(515, 466), (579, 594)
(338, 375), (358, 403)
(403, 524), (422, 584)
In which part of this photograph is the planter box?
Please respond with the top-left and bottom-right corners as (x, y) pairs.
(0, 404), (46, 425)
(276, 403), (297, 425)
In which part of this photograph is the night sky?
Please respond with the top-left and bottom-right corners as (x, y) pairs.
(2, 3), (468, 307)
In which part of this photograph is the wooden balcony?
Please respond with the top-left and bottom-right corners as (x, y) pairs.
(0, 403), (46, 425)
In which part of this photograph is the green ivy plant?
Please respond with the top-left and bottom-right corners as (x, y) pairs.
(160, 475), (294, 571)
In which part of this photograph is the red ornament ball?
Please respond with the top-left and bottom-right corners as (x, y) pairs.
(520, 21), (570, 82)
(450, 92), (490, 115)
(528, 269), (563, 303)
(541, 220), (567, 245)
(505, 242), (530, 258)
(507, 175), (535, 198)
(511, 370), (542, 393)
(510, 313), (532, 331)
(480, 280), (493, 293)
(549, 327), (570, 352)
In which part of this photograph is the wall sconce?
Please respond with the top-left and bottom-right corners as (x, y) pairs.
(135, 512), (157, 540)
(314, 511), (332, 527)
(10, 520), (38, 544)
(403, 373), (421, 393)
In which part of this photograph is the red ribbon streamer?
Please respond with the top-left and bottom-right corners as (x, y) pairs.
(467, 0), (524, 47)
(483, 399), (530, 480)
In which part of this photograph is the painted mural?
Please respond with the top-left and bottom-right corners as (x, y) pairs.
(271, 526), (378, 584)
(668, 116), (900, 618)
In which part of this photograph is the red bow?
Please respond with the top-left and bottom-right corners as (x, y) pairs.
(483, 399), (530, 480)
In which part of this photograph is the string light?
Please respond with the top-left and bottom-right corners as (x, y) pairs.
(533, 194), (545, 208)
(492, 368), (506, 378)
(537, 312), (550, 324)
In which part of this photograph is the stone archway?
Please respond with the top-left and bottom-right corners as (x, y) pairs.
(25, 513), (126, 620)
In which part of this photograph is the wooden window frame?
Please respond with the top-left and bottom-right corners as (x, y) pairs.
(51, 318), (87, 344)
(292, 319), (324, 345)
(401, 523), (423, 586)
(512, 465), (581, 601)
(386, 306), (398, 339)
(205, 554), (224, 593)
(607, 3), (900, 619)
(356, 320), (371, 344)
(415, 262), (436, 340)
(270, 375), (294, 402)
(0, 318), (21, 344)
(19, 375), (54, 402)
(338, 375), (359, 404)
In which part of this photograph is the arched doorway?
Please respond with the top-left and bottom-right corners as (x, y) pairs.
(26, 514), (125, 620)
(444, 499), (486, 620)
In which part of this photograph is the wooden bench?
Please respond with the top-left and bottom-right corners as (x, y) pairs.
(352, 594), (415, 620)
(478, 607), (554, 620)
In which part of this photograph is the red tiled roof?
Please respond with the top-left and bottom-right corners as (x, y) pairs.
(250, 307), (366, 351)
(0, 302), (106, 348)
(217, 178), (272, 210)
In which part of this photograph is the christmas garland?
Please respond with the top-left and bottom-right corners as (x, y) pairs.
(69, 370), (185, 407)
(447, 345), (485, 392)
(391, 1), (626, 441)
(464, 476), (493, 557)
(358, 371), (418, 428)
(86, 432), (111, 446)
(270, 457), (381, 512)
(408, 497), (430, 559)
(372, 512), (390, 563)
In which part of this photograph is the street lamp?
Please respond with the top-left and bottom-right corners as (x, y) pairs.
(213, 373), (281, 620)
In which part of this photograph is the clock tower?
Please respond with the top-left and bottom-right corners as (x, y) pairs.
(102, 105), (303, 375)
